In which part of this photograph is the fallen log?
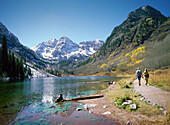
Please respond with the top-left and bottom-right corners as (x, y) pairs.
(64, 95), (104, 101)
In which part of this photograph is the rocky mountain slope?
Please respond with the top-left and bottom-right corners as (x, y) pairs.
(0, 22), (45, 67)
(74, 5), (170, 75)
(0, 21), (57, 77)
(31, 37), (104, 61)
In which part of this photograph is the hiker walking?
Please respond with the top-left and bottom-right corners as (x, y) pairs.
(143, 68), (149, 85)
(136, 68), (142, 86)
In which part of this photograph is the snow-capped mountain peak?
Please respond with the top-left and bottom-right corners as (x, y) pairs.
(31, 37), (104, 61)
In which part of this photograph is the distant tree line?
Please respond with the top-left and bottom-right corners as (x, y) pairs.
(0, 35), (32, 80)
(46, 69), (61, 77)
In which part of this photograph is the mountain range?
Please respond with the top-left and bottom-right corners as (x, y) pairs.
(74, 5), (170, 75)
(31, 37), (104, 61)
(0, 5), (169, 76)
(0, 21), (103, 66)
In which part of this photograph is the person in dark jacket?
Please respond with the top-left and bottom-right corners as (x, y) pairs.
(136, 68), (142, 86)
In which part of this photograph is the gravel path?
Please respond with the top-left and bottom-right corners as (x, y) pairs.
(133, 78), (170, 110)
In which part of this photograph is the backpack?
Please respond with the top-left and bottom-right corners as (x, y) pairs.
(136, 70), (142, 76)
(144, 72), (149, 77)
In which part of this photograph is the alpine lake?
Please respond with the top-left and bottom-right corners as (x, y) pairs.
(0, 76), (121, 125)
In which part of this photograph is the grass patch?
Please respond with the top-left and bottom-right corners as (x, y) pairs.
(118, 76), (134, 89)
(149, 68), (170, 91)
(114, 95), (139, 111)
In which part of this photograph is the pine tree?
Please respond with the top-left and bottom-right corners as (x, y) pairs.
(2, 35), (8, 74)
(15, 58), (19, 78)
(28, 67), (32, 76)
(0, 45), (2, 76)
(11, 52), (16, 79)
(19, 57), (24, 80)
(8, 50), (12, 78)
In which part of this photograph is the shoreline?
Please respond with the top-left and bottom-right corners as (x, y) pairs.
(78, 76), (169, 125)
(78, 83), (127, 125)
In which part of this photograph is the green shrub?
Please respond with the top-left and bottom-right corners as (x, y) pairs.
(114, 95), (139, 111)
(114, 95), (131, 109)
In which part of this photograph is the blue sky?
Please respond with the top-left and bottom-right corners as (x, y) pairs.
(0, 0), (169, 47)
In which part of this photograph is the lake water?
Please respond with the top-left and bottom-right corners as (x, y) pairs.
(0, 76), (120, 125)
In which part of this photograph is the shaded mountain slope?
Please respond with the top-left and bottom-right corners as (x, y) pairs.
(0, 22), (45, 67)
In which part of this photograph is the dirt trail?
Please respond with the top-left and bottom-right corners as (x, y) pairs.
(133, 78), (170, 110)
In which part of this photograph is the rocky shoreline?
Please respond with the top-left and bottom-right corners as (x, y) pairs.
(78, 83), (128, 125)
(78, 79), (169, 125)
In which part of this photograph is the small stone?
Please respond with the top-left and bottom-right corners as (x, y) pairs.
(122, 100), (132, 106)
(159, 108), (164, 111)
(129, 82), (132, 85)
(84, 104), (96, 109)
(103, 105), (109, 108)
(89, 109), (93, 113)
(147, 100), (152, 105)
(140, 97), (145, 101)
(124, 85), (130, 88)
(126, 121), (131, 125)
(130, 104), (137, 110)
(109, 81), (113, 85)
(103, 111), (111, 115)
(127, 100), (132, 104)
(152, 103), (156, 106)
(83, 105), (88, 110)
(76, 108), (82, 111)
(164, 110), (167, 115)
(113, 81), (116, 84)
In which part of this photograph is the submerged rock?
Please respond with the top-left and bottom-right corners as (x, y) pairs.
(50, 105), (58, 108)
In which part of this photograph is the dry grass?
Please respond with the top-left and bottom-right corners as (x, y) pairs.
(149, 68), (170, 91)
